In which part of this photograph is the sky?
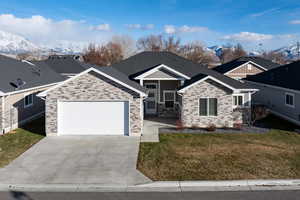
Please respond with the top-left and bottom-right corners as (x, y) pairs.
(0, 0), (300, 51)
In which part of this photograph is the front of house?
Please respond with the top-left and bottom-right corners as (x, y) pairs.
(38, 52), (257, 136)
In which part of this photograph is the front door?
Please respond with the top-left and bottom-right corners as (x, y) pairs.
(145, 83), (158, 115)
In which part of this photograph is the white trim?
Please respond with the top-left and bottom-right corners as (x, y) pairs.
(198, 97), (218, 117)
(232, 94), (244, 108)
(37, 67), (147, 97)
(57, 100), (131, 136)
(285, 92), (295, 108)
(141, 77), (186, 80)
(245, 80), (300, 94)
(0, 83), (59, 97)
(24, 93), (34, 108)
(134, 64), (190, 80)
(270, 110), (300, 126)
(163, 90), (176, 108)
(178, 76), (237, 93)
(224, 61), (267, 75)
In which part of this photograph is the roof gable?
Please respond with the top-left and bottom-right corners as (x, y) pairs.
(38, 67), (147, 97)
(134, 64), (190, 80)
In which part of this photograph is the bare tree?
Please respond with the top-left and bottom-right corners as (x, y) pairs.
(136, 35), (181, 52)
(260, 51), (287, 65)
(83, 42), (123, 66)
(179, 42), (215, 66)
(111, 35), (136, 58)
(219, 43), (247, 63)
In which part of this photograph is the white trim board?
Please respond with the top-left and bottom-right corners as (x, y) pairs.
(134, 64), (190, 80)
(38, 67), (147, 97)
(0, 83), (60, 97)
(178, 75), (257, 93)
(224, 61), (268, 75)
(245, 80), (300, 94)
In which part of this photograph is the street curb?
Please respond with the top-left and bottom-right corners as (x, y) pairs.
(0, 180), (300, 192)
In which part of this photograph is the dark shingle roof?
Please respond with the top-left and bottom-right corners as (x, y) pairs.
(111, 51), (255, 90)
(213, 56), (280, 74)
(0, 55), (65, 93)
(79, 62), (147, 94)
(34, 55), (86, 74)
(245, 60), (300, 91)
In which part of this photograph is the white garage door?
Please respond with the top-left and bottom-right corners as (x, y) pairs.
(58, 101), (129, 135)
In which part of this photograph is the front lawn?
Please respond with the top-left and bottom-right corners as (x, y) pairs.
(138, 118), (300, 180)
(0, 117), (45, 167)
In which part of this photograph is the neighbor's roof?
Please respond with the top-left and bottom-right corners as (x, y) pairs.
(33, 55), (87, 74)
(111, 51), (256, 91)
(245, 60), (300, 91)
(0, 55), (65, 94)
(213, 56), (280, 74)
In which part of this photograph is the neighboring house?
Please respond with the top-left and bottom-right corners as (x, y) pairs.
(0, 55), (65, 134)
(33, 55), (86, 78)
(245, 60), (300, 126)
(38, 51), (257, 136)
(213, 57), (280, 80)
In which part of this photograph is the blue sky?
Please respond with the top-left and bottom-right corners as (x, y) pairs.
(1, 0), (300, 50)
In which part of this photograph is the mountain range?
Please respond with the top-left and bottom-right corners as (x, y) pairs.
(0, 30), (299, 60)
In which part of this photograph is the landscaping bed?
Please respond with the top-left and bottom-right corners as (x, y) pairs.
(0, 117), (45, 167)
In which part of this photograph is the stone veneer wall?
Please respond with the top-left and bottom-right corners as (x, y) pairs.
(46, 71), (142, 136)
(181, 79), (235, 128)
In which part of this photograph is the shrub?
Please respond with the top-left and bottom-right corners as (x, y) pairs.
(206, 124), (216, 132)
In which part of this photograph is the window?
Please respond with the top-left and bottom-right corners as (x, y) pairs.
(285, 93), (295, 108)
(164, 91), (175, 108)
(145, 84), (157, 89)
(24, 94), (33, 108)
(233, 95), (243, 107)
(247, 63), (252, 70)
(199, 98), (218, 116)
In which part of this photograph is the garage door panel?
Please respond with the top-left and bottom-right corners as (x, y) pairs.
(58, 101), (129, 135)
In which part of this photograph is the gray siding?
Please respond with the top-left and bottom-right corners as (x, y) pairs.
(0, 97), (2, 133)
(248, 81), (300, 124)
(46, 71), (143, 136)
(159, 80), (180, 102)
(144, 68), (181, 79)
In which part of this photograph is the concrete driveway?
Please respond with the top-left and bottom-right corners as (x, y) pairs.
(0, 136), (150, 186)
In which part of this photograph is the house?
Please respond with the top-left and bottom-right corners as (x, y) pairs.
(33, 55), (86, 78)
(213, 56), (280, 80)
(245, 60), (300, 126)
(0, 55), (65, 134)
(38, 51), (257, 136)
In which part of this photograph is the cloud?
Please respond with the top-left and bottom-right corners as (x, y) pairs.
(125, 24), (154, 30)
(90, 23), (111, 31)
(289, 20), (300, 24)
(0, 14), (113, 46)
(164, 25), (208, 34)
(222, 32), (274, 42)
(250, 8), (280, 17)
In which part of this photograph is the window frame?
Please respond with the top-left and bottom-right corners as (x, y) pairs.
(163, 90), (176, 108)
(285, 92), (295, 108)
(233, 94), (244, 108)
(198, 97), (218, 117)
(24, 93), (34, 108)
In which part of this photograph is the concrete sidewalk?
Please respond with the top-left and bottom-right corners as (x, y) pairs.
(1, 179), (300, 192)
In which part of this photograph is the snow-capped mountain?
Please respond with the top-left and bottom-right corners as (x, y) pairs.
(274, 44), (300, 60)
(0, 30), (40, 54)
(0, 30), (86, 56)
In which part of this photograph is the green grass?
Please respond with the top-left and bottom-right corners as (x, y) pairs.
(0, 117), (45, 167)
(138, 116), (300, 181)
